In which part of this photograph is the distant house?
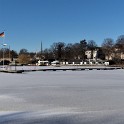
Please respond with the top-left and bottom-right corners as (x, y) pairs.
(51, 60), (60, 66)
(85, 50), (98, 60)
(37, 60), (49, 66)
(105, 49), (124, 60)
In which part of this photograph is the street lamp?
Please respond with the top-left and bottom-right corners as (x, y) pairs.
(2, 43), (7, 70)
(3, 44), (7, 46)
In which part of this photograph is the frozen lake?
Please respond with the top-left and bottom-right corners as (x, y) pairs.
(0, 69), (124, 123)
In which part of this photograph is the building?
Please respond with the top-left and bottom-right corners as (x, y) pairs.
(37, 60), (49, 66)
(85, 50), (98, 60)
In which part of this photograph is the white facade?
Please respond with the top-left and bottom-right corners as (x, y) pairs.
(105, 52), (124, 60)
(85, 50), (98, 60)
(37, 60), (49, 66)
(51, 61), (60, 66)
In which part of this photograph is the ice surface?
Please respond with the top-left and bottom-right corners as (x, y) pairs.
(0, 68), (124, 123)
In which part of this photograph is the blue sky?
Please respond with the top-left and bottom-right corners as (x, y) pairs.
(0, 0), (124, 52)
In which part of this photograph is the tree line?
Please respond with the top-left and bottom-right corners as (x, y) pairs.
(0, 35), (124, 65)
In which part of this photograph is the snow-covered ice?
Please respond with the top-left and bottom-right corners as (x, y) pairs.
(0, 68), (124, 123)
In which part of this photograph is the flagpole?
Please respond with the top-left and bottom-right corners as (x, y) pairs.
(41, 41), (42, 60)
(2, 31), (6, 70)
(0, 31), (5, 69)
(9, 45), (10, 61)
(2, 32), (5, 69)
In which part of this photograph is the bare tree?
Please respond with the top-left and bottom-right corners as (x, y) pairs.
(43, 48), (54, 60)
(97, 47), (105, 60)
(18, 54), (30, 65)
(114, 35), (124, 63)
(64, 43), (74, 61)
(87, 40), (97, 59)
(116, 35), (124, 52)
(0, 48), (18, 61)
(72, 43), (80, 59)
(18, 48), (30, 65)
(102, 38), (114, 60)
(79, 39), (87, 60)
(50, 42), (65, 61)
(19, 48), (29, 55)
(10, 50), (18, 61)
(0, 48), (10, 58)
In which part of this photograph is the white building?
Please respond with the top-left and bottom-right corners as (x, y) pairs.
(37, 60), (49, 66)
(51, 60), (60, 66)
(85, 50), (98, 60)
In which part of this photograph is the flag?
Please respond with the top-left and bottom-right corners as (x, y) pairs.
(0, 32), (4, 37)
